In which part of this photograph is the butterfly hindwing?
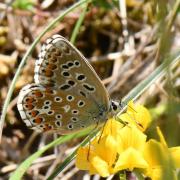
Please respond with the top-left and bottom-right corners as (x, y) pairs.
(17, 84), (102, 134)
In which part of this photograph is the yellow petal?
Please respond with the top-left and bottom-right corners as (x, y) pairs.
(102, 118), (124, 138)
(121, 101), (151, 131)
(76, 146), (99, 175)
(117, 126), (147, 153)
(169, 147), (180, 168)
(94, 134), (118, 165)
(144, 167), (163, 180)
(91, 156), (110, 177)
(114, 147), (148, 171)
(75, 147), (91, 170)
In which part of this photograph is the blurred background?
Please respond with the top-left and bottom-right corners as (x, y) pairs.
(0, 0), (179, 179)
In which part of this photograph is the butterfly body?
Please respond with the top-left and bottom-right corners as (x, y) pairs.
(17, 35), (120, 134)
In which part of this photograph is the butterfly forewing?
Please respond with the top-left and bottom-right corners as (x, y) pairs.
(17, 35), (110, 134)
(34, 35), (109, 108)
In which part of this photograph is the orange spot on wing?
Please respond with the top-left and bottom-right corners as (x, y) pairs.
(48, 64), (57, 70)
(25, 104), (34, 110)
(45, 69), (53, 77)
(35, 91), (43, 97)
(26, 97), (35, 103)
(43, 124), (52, 131)
(34, 117), (43, 124)
(31, 110), (39, 117)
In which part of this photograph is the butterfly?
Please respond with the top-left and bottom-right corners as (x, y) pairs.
(17, 34), (121, 134)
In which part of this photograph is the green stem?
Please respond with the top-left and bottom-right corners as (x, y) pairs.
(70, 3), (89, 44)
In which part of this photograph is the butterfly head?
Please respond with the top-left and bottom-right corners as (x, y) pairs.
(110, 100), (122, 115)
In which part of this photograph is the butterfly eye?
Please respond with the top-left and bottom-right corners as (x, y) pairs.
(111, 101), (118, 111)
(112, 105), (117, 111)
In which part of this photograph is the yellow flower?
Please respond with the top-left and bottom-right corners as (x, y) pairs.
(76, 119), (149, 177)
(119, 101), (151, 131)
(75, 101), (180, 179)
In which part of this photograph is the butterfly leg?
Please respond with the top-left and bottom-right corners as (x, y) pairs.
(87, 136), (91, 161)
